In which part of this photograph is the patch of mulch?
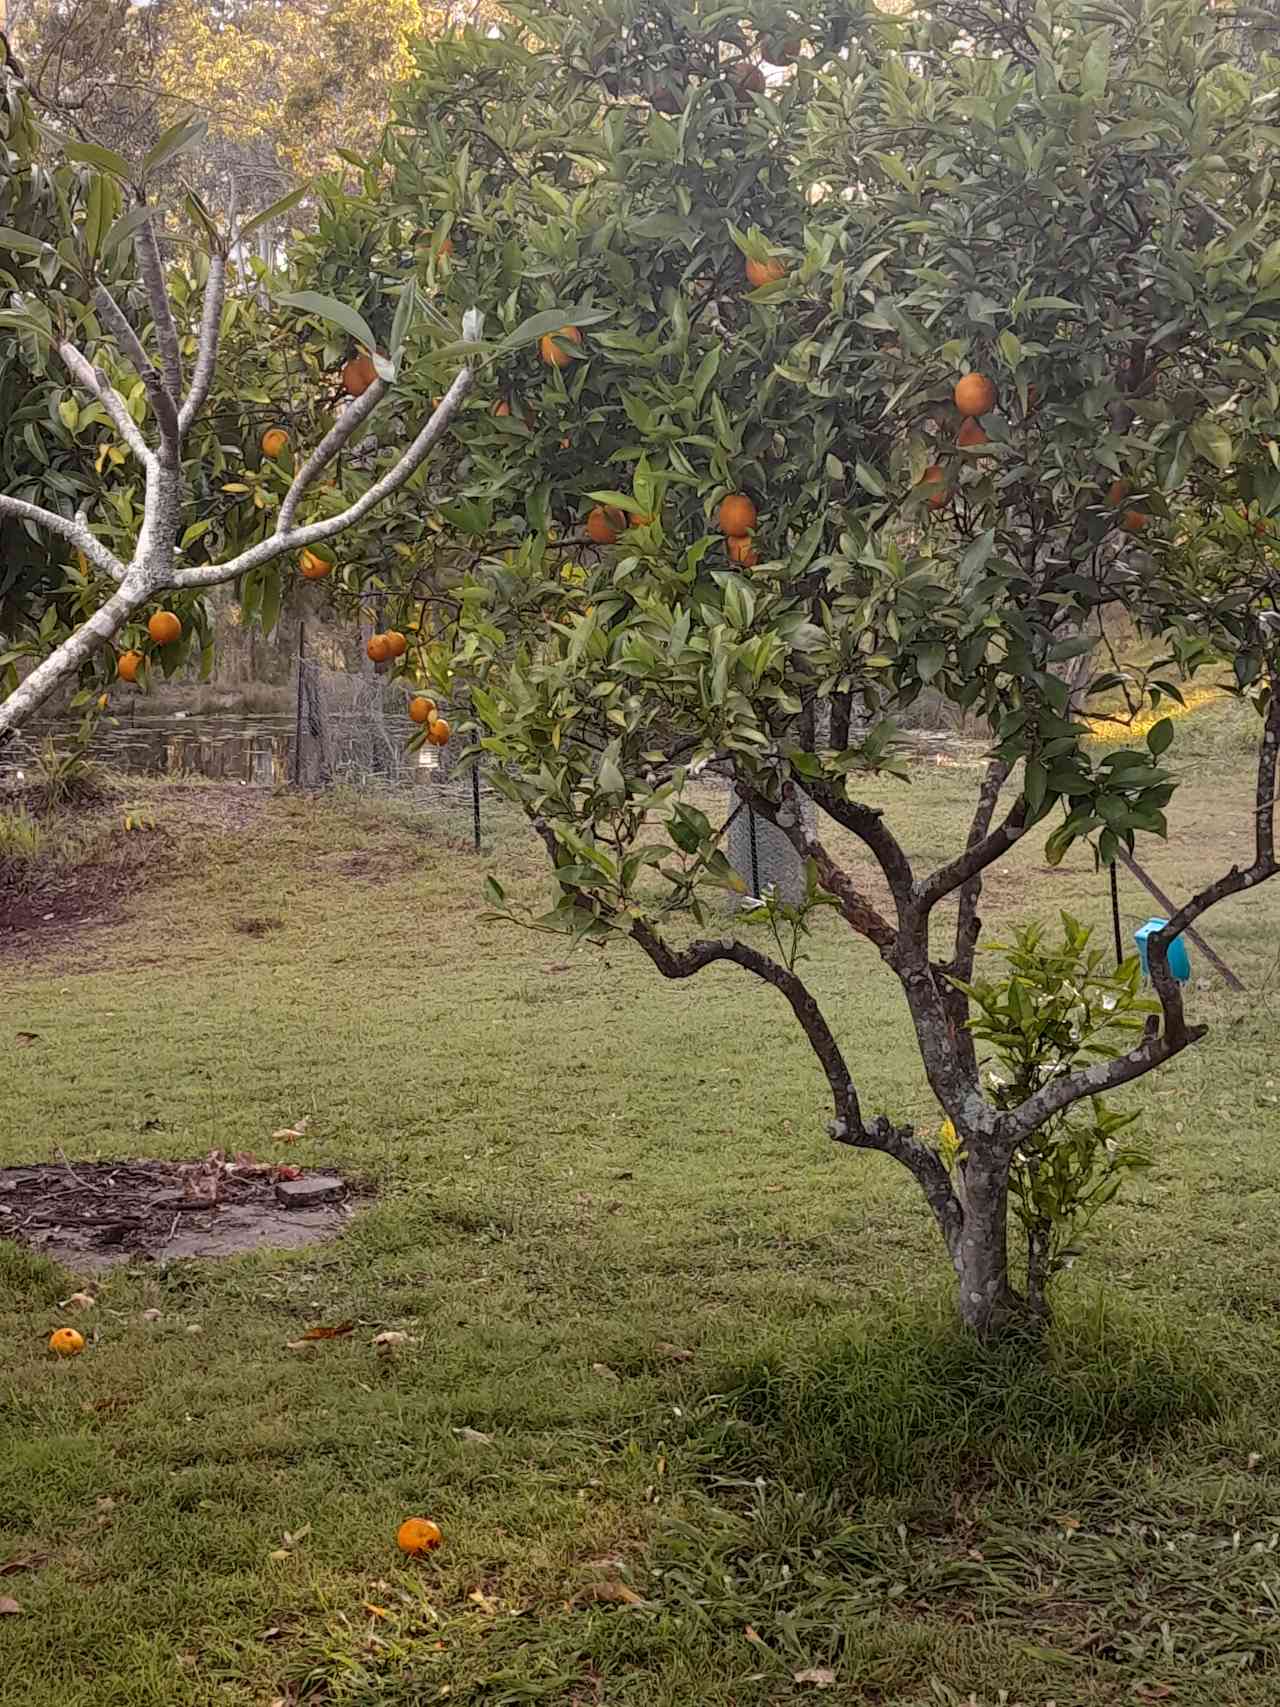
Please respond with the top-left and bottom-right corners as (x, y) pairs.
(0, 1155), (365, 1272)
(0, 860), (129, 945)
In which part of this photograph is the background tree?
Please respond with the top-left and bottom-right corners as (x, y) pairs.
(368, 0), (1280, 1338)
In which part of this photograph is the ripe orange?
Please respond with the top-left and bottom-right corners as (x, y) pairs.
(1106, 478), (1131, 508)
(341, 353), (378, 397)
(49, 1327), (85, 1356)
(957, 419), (988, 449)
(298, 549), (331, 580)
(953, 373), (996, 418)
(727, 535), (759, 566)
(718, 494), (757, 536)
(427, 718), (451, 747)
(397, 1517), (443, 1555)
(918, 464), (948, 510)
(408, 696), (435, 725)
(384, 630), (408, 659)
(539, 325), (583, 368)
(1121, 509), (1149, 533)
(492, 399), (512, 417)
(117, 649), (143, 683)
(260, 426), (289, 459)
(586, 505), (625, 545)
(745, 256), (786, 288)
(147, 610), (182, 647)
(367, 633), (393, 664)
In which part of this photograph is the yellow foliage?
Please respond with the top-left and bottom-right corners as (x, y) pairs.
(150, 0), (496, 178)
(1084, 683), (1224, 744)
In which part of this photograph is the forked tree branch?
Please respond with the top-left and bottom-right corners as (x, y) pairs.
(178, 249), (228, 435)
(58, 341), (154, 468)
(0, 494), (127, 582)
(170, 367), (474, 589)
(94, 279), (179, 449)
(744, 782), (897, 949)
(277, 376), (390, 532)
(795, 774), (916, 904)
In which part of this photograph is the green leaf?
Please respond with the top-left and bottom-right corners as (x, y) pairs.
(238, 187), (309, 242)
(63, 141), (132, 178)
(101, 205), (153, 259)
(916, 641), (945, 682)
(1259, 239), (1280, 292)
(389, 280), (418, 360)
(0, 227), (51, 259)
(142, 118), (208, 179)
(1189, 416), (1233, 471)
(273, 290), (378, 355)
(1146, 716), (1175, 755)
(1048, 633), (1096, 662)
(497, 306), (611, 353)
(1081, 29), (1111, 97)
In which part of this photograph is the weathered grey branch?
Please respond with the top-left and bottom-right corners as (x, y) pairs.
(134, 215), (183, 402)
(170, 367), (474, 589)
(57, 341), (154, 468)
(0, 576), (148, 736)
(795, 774), (916, 904)
(0, 494), (127, 582)
(94, 282), (180, 449)
(177, 250), (228, 435)
(746, 781), (897, 949)
(277, 377), (390, 533)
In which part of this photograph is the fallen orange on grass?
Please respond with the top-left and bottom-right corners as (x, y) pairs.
(397, 1518), (442, 1555)
(49, 1328), (85, 1357)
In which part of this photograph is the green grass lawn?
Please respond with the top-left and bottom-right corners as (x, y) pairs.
(3, 707), (1280, 1706)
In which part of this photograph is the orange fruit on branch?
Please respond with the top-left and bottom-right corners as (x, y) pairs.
(341, 353), (378, 397)
(147, 610), (182, 647)
(1106, 478), (1131, 508)
(586, 505), (625, 545)
(718, 494), (757, 535)
(260, 426), (289, 459)
(397, 1517), (443, 1555)
(49, 1327), (85, 1356)
(1121, 509), (1149, 533)
(492, 399), (512, 417)
(727, 535), (759, 566)
(539, 325), (583, 368)
(745, 256), (786, 288)
(957, 419), (988, 449)
(953, 373), (996, 418)
(116, 649), (143, 683)
(408, 696), (435, 725)
(427, 718), (451, 747)
(918, 464), (948, 510)
(384, 630), (408, 659)
(367, 633), (393, 664)
(298, 549), (331, 580)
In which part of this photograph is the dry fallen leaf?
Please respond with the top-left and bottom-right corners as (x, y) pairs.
(654, 1342), (694, 1363)
(282, 1524), (311, 1549)
(569, 1581), (644, 1608)
(61, 1291), (96, 1311)
(468, 1588), (499, 1615)
(793, 1667), (836, 1688)
(372, 1331), (411, 1348)
(273, 1165), (303, 1182)
(363, 1603), (390, 1619)
(744, 1624), (765, 1647)
(272, 1118), (311, 1144)
(0, 1556), (46, 1577)
(14, 1032), (39, 1048)
(142, 1309), (162, 1323)
(0, 1597), (21, 1616)
(299, 1322), (355, 1341)
(452, 1426), (494, 1446)
(591, 1362), (620, 1381)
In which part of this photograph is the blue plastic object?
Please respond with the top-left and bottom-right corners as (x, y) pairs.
(1134, 917), (1191, 983)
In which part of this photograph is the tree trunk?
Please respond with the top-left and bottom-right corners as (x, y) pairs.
(952, 1155), (1027, 1339)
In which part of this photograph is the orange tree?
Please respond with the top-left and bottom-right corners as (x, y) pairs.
(371, 0), (1280, 1338)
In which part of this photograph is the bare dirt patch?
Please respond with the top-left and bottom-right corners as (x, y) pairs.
(0, 1157), (364, 1272)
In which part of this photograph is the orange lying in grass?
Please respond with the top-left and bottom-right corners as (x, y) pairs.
(397, 1518), (442, 1554)
(49, 1328), (85, 1356)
